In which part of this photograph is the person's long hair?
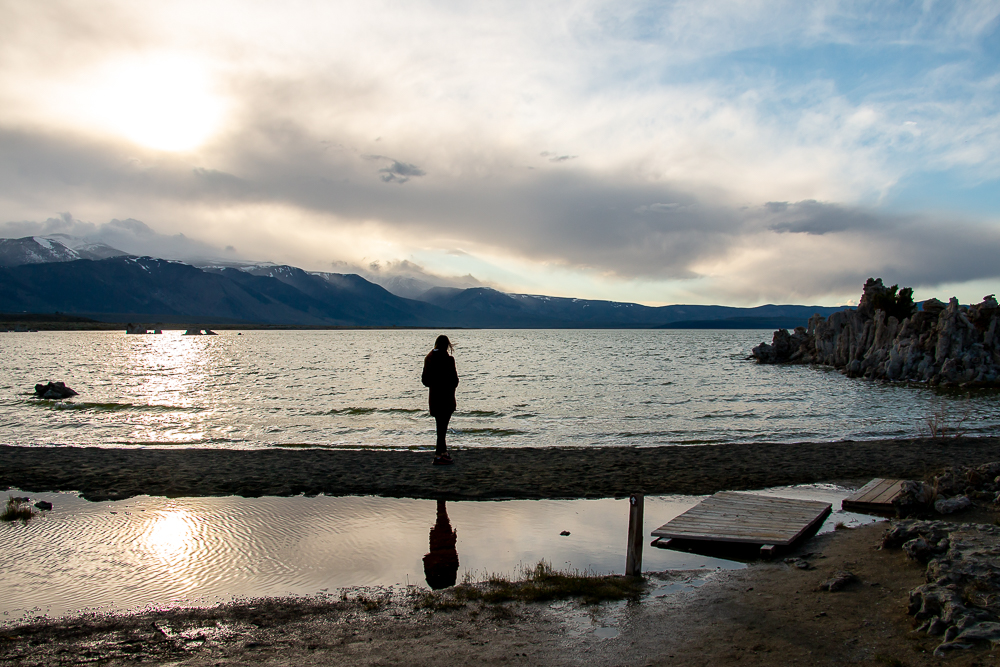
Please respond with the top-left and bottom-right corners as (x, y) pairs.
(429, 334), (453, 356)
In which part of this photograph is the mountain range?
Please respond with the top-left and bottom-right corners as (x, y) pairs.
(0, 235), (847, 328)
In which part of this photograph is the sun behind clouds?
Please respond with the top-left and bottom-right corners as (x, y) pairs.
(80, 54), (227, 152)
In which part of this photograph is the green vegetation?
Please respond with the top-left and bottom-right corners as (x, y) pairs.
(415, 560), (646, 611)
(1, 497), (36, 524)
(869, 284), (915, 321)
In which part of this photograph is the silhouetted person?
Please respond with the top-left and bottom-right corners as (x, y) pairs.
(423, 499), (459, 590)
(421, 334), (459, 465)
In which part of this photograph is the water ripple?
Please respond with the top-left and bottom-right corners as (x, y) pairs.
(0, 329), (998, 449)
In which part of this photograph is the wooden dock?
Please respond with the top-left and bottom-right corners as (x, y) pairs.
(650, 492), (831, 554)
(841, 478), (904, 515)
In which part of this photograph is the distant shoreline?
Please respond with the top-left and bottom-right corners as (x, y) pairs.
(0, 319), (783, 332)
(2, 438), (996, 502)
(0, 315), (467, 332)
(0, 312), (815, 331)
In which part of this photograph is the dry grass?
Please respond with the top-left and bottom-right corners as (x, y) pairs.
(415, 560), (645, 611)
(1, 496), (36, 524)
(923, 396), (972, 438)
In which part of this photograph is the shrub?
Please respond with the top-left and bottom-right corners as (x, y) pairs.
(1, 497), (36, 524)
(869, 284), (916, 321)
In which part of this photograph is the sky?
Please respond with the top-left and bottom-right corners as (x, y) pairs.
(1, 0), (998, 307)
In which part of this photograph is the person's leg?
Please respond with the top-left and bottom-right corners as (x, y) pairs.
(435, 413), (451, 455)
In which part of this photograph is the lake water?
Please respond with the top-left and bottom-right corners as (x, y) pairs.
(2, 329), (998, 449)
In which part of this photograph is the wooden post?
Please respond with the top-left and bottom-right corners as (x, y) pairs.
(626, 493), (644, 577)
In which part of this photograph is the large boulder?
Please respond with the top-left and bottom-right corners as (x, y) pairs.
(33, 381), (78, 399)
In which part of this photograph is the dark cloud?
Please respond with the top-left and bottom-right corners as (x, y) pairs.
(379, 161), (425, 183)
(634, 202), (688, 214)
(363, 155), (426, 184)
(2, 118), (999, 303)
(540, 152), (577, 162)
(766, 199), (882, 235)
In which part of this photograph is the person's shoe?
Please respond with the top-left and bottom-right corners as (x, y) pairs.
(433, 453), (454, 465)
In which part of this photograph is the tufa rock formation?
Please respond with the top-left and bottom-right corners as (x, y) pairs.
(883, 520), (1000, 655)
(893, 461), (1000, 518)
(752, 278), (1000, 386)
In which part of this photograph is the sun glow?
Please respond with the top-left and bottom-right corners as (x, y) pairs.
(142, 508), (198, 564)
(80, 55), (227, 151)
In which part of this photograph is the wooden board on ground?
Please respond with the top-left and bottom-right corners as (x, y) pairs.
(841, 478), (904, 516)
(650, 491), (832, 547)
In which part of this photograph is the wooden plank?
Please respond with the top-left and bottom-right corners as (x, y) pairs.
(650, 492), (831, 546)
(849, 478), (900, 505)
(847, 478), (883, 501)
(842, 479), (904, 515)
(869, 480), (904, 504)
(650, 537), (673, 549)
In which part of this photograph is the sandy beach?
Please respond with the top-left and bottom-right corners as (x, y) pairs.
(3, 437), (1000, 501)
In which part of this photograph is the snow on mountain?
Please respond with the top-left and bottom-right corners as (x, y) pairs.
(41, 234), (130, 260)
(0, 235), (129, 267)
(0, 236), (82, 266)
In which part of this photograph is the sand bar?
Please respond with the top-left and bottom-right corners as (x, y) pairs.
(2, 437), (998, 501)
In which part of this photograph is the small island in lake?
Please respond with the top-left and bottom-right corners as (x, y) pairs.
(753, 278), (1000, 387)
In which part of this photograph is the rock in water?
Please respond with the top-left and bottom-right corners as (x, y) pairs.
(33, 381), (78, 399)
(751, 279), (1000, 387)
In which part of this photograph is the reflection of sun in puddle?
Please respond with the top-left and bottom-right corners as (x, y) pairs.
(141, 509), (199, 567)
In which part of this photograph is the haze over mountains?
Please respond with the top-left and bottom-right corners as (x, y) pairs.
(0, 235), (846, 328)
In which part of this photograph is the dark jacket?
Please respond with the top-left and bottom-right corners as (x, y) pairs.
(421, 350), (459, 416)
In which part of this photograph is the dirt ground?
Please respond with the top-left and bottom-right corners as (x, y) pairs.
(3, 438), (999, 501)
(2, 518), (998, 666)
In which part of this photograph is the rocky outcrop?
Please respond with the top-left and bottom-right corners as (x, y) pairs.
(893, 461), (1000, 518)
(752, 278), (1000, 386)
(33, 381), (78, 399)
(882, 520), (1000, 655)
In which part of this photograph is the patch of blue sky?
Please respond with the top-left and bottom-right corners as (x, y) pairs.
(883, 170), (1000, 219)
(669, 44), (967, 102)
(591, 2), (1000, 100)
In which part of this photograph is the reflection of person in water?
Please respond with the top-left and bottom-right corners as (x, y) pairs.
(421, 334), (459, 466)
(423, 499), (459, 590)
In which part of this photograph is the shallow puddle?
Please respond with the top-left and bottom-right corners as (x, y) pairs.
(0, 484), (878, 622)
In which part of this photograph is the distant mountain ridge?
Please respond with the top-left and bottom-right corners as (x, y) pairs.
(0, 235), (127, 267)
(0, 235), (847, 328)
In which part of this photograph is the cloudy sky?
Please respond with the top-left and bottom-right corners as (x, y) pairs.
(1, 0), (998, 306)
